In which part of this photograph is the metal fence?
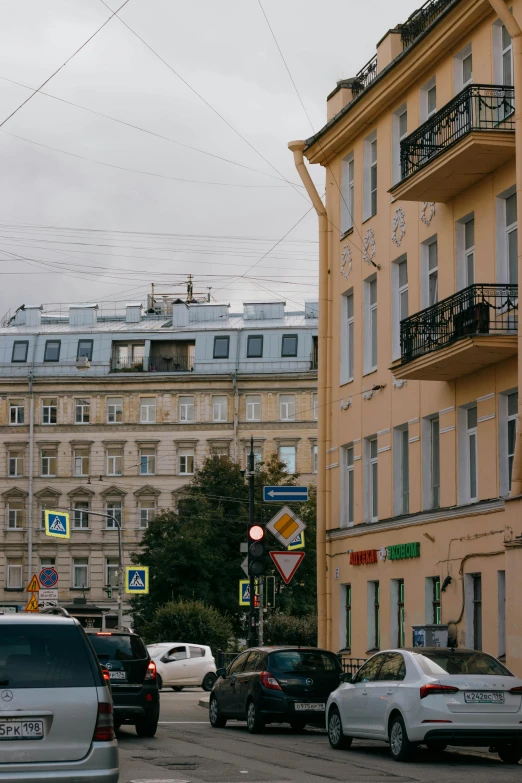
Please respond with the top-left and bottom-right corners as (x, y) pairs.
(400, 0), (455, 48)
(400, 85), (515, 181)
(351, 56), (378, 99)
(401, 284), (518, 363)
(110, 356), (194, 373)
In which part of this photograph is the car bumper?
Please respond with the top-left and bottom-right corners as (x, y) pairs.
(259, 693), (328, 724)
(0, 740), (118, 782)
(112, 687), (159, 724)
(421, 727), (522, 746)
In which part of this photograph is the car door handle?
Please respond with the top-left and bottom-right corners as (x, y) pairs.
(361, 690), (368, 695)
(386, 690), (393, 695)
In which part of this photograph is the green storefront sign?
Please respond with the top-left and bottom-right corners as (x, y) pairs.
(387, 542), (420, 560)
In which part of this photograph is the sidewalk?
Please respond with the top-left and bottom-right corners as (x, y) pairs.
(198, 693), (210, 708)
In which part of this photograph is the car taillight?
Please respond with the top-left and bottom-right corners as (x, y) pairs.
(509, 686), (522, 694)
(93, 702), (114, 742)
(420, 682), (460, 699)
(101, 667), (111, 683)
(145, 660), (157, 681)
(259, 671), (282, 691)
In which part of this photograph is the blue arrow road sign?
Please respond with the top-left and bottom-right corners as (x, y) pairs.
(263, 486), (308, 502)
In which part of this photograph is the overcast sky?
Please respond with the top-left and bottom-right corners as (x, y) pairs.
(0, 0), (421, 318)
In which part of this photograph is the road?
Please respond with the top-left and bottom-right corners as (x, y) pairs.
(118, 688), (521, 783)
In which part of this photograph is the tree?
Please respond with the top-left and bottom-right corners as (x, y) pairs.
(264, 612), (318, 646)
(140, 599), (233, 654)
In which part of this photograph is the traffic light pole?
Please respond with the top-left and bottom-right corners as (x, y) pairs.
(248, 437), (257, 647)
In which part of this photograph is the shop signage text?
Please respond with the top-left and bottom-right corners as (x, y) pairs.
(387, 542), (420, 560)
(349, 549), (378, 565)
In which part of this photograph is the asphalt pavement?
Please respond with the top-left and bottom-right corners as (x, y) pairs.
(117, 688), (521, 783)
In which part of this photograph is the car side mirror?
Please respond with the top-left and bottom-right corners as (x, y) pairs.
(340, 672), (353, 684)
(161, 655), (173, 663)
(216, 667), (226, 679)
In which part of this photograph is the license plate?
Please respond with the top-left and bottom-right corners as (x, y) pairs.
(109, 671), (127, 680)
(295, 703), (325, 712)
(0, 720), (44, 740)
(464, 691), (504, 704)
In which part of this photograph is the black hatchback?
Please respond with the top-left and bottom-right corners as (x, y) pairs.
(87, 629), (159, 737)
(209, 646), (342, 733)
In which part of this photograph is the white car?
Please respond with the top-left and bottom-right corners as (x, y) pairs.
(147, 643), (216, 692)
(327, 647), (522, 763)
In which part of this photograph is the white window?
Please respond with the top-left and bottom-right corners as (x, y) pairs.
(313, 393), (318, 420)
(454, 44), (472, 93)
(312, 444), (318, 474)
(8, 500), (24, 529)
(140, 447), (156, 475)
(179, 396), (194, 422)
(341, 152), (354, 233)
(246, 395), (261, 421)
(422, 416), (440, 510)
(280, 445), (296, 473)
(39, 504), (53, 530)
(140, 397), (156, 423)
(497, 22), (513, 86)
(40, 556), (55, 568)
(6, 560), (22, 588)
(73, 501), (90, 529)
(212, 396), (227, 422)
(75, 398), (90, 424)
(106, 558), (119, 588)
(245, 445), (263, 466)
(42, 398), (57, 425)
(392, 256), (408, 359)
(106, 447), (123, 476)
(499, 389), (518, 496)
(105, 502), (122, 528)
(107, 397), (123, 424)
(420, 236), (438, 308)
(341, 444), (354, 527)
(73, 558), (89, 588)
(392, 104), (407, 185)
(280, 394), (296, 421)
(496, 188), (517, 283)
(8, 451), (23, 477)
(456, 214), (475, 289)
(365, 436), (378, 522)
(340, 290), (354, 384)
(179, 448), (195, 475)
(420, 76), (436, 121)
(459, 405), (478, 503)
(393, 426), (409, 516)
(507, 392), (517, 493)
(73, 448), (89, 477)
(139, 502), (156, 528)
(9, 400), (25, 425)
(364, 277), (377, 373)
(363, 132), (377, 220)
(41, 448), (57, 477)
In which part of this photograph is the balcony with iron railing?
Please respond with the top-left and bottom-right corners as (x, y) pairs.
(393, 284), (518, 381)
(391, 85), (515, 202)
(399, 0), (456, 48)
(110, 355), (195, 373)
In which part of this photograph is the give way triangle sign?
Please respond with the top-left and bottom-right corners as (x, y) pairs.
(269, 551), (305, 585)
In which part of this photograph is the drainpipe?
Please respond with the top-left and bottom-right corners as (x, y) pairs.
(27, 334), (38, 585)
(487, 1), (522, 494)
(288, 140), (329, 648)
(232, 328), (241, 462)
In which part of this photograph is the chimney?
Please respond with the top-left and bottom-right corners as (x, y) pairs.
(69, 304), (98, 327)
(172, 299), (189, 327)
(17, 305), (42, 326)
(327, 79), (356, 121)
(376, 28), (402, 73)
(126, 303), (142, 323)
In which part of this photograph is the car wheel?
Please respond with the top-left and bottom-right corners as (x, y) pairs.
(497, 744), (522, 764)
(246, 700), (264, 734)
(135, 717), (158, 738)
(425, 742), (447, 753)
(389, 714), (414, 762)
(202, 672), (217, 692)
(209, 695), (227, 728)
(157, 674), (163, 691)
(290, 719), (306, 733)
(172, 686), (184, 692)
(328, 707), (352, 750)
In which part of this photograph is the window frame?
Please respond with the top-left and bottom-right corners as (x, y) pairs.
(393, 425), (409, 516)
(246, 335), (264, 358)
(106, 447), (123, 476)
(139, 397), (157, 424)
(139, 501), (156, 528)
(76, 339), (93, 361)
(105, 557), (119, 588)
(213, 335), (230, 359)
(8, 450), (23, 478)
(107, 397), (123, 424)
(6, 562), (22, 589)
(179, 449), (195, 475)
(72, 557), (89, 589)
(340, 290), (354, 384)
(41, 398), (57, 425)
(11, 341), (29, 363)
(392, 256), (408, 360)
(246, 394), (262, 422)
(365, 435), (378, 522)
(281, 334), (298, 358)
(105, 502), (122, 529)
(8, 500), (24, 529)
(40, 447), (57, 477)
(44, 340), (61, 362)
(392, 104), (407, 185)
(179, 395), (195, 422)
(279, 445), (296, 474)
(139, 447), (156, 476)
(212, 395), (228, 422)
(363, 277), (378, 373)
(341, 152), (354, 234)
(279, 394), (296, 421)
(72, 501), (90, 529)
(73, 447), (90, 477)
(363, 131), (377, 220)
(75, 398), (90, 424)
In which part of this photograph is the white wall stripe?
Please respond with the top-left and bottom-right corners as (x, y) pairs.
(478, 413), (495, 423)
(326, 462), (339, 470)
(353, 438), (361, 444)
(440, 406), (455, 415)
(377, 428), (390, 436)
(408, 436), (420, 443)
(326, 446), (338, 453)
(477, 392), (495, 402)
(377, 445), (391, 453)
(440, 425), (455, 434)
(408, 418), (419, 425)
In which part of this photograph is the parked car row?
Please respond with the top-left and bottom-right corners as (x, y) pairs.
(209, 645), (522, 764)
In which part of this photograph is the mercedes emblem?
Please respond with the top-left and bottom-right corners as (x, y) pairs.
(306, 678), (313, 686)
(1, 690), (13, 702)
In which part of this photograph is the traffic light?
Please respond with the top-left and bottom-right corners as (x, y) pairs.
(248, 524), (265, 576)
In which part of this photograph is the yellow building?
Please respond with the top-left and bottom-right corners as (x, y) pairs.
(291, 0), (522, 674)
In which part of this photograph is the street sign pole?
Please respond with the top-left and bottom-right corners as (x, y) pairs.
(248, 436), (257, 647)
(258, 577), (264, 645)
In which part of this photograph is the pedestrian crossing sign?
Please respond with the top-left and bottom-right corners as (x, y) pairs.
(44, 510), (70, 539)
(288, 531), (305, 551)
(125, 566), (149, 594)
(239, 579), (259, 607)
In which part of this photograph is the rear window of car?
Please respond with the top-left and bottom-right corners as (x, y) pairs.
(414, 651), (513, 677)
(89, 633), (148, 661)
(0, 624), (97, 689)
(269, 650), (341, 673)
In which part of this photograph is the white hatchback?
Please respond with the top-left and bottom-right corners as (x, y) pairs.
(327, 648), (522, 763)
(147, 643), (216, 692)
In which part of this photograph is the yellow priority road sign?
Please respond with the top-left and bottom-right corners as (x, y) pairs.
(44, 510), (70, 540)
(266, 505), (306, 548)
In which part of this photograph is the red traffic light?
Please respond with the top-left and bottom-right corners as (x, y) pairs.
(249, 525), (264, 541)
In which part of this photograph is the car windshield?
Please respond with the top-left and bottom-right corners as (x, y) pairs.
(415, 651), (513, 677)
(89, 633), (147, 661)
(0, 624), (96, 688)
(269, 650), (340, 673)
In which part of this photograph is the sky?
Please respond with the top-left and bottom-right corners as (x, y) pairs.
(0, 0), (421, 319)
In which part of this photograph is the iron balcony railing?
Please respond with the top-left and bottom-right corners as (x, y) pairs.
(338, 656), (367, 676)
(400, 284), (518, 364)
(400, 84), (515, 181)
(351, 55), (377, 98)
(110, 356), (194, 372)
(400, 0), (455, 48)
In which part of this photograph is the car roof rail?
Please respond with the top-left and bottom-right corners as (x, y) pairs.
(39, 606), (71, 617)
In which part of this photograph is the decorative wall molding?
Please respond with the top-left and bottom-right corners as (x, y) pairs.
(340, 397), (352, 410)
(363, 227), (376, 266)
(377, 428), (390, 436)
(408, 436), (420, 443)
(477, 392), (495, 402)
(377, 445), (391, 453)
(326, 446), (338, 453)
(393, 378), (407, 389)
(440, 405), (455, 415)
(420, 201), (435, 226)
(341, 245), (353, 279)
(478, 413), (495, 423)
(353, 438), (361, 444)
(353, 455), (362, 461)
(408, 418), (419, 425)
(440, 425), (455, 434)
(326, 462), (339, 470)
(391, 207), (406, 246)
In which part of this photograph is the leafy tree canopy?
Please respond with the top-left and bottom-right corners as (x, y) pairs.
(141, 599), (233, 654)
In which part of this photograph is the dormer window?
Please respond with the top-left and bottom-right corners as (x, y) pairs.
(281, 334), (298, 357)
(247, 335), (263, 358)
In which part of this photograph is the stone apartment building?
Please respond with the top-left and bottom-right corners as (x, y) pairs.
(0, 297), (318, 625)
(292, 0), (522, 674)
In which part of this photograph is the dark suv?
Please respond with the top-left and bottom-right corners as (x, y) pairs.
(87, 628), (159, 737)
(209, 646), (342, 733)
